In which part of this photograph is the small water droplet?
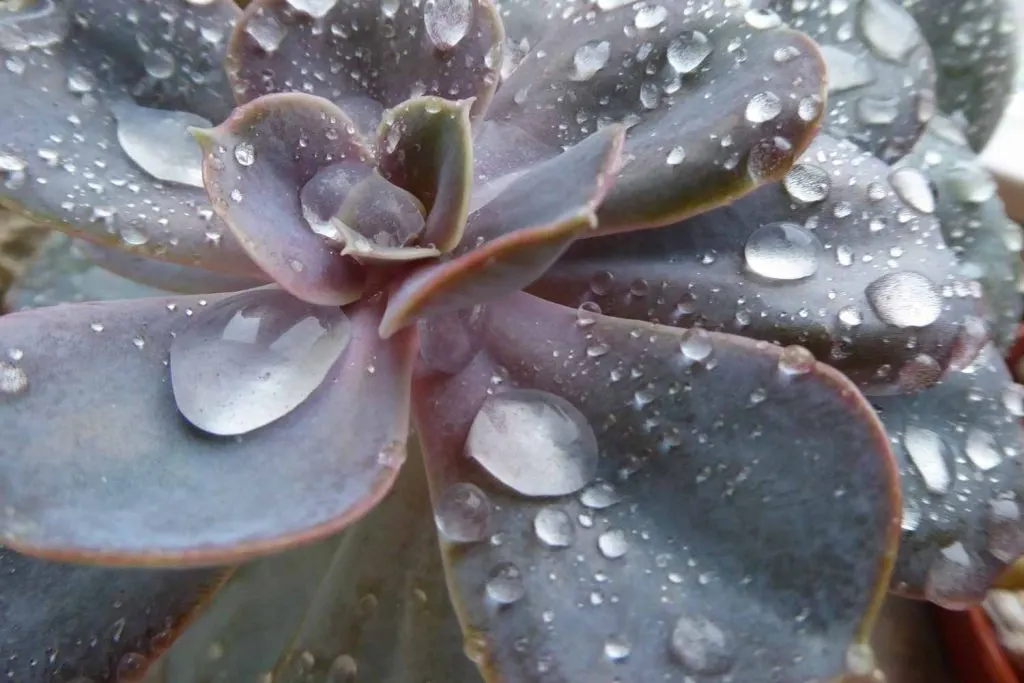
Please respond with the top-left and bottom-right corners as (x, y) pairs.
(435, 482), (492, 543)
(889, 167), (935, 214)
(904, 426), (951, 494)
(745, 91), (782, 123)
(485, 562), (525, 605)
(666, 30), (711, 75)
(965, 428), (1002, 471)
(0, 362), (28, 396)
(837, 306), (863, 328)
(666, 145), (686, 166)
(534, 506), (574, 547)
(783, 163), (830, 203)
(778, 346), (815, 376)
(570, 40), (611, 81)
(679, 328), (713, 362)
(634, 4), (666, 29)
(286, 0), (338, 19)
(233, 141), (255, 167)
(597, 528), (628, 559)
(465, 389), (598, 497)
(865, 271), (941, 327)
(580, 481), (621, 509)
(744, 222), (821, 281)
(604, 635), (632, 661)
(669, 615), (734, 674)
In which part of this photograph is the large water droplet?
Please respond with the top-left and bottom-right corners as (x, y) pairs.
(534, 506), (574, 547)
(666, 30), (711, 75)
(435, 482), (492, 543)
(597, 528), (628, 559)
(465, 389), (598, 497)
(669, 616), (734, 674)
(783, 163), (830, 203)
(423, 0), (471, 50)
(604, 636), (632, 661)
(744, 222), (821, 281)
(745, 91), (782, 123)
(819, 45), (875, 93)
(888, 167), (935, 214)
(485, 562), (525, 605)
(111, 100), (211, 188)
(286, 0), (338, 18)
(865, 271), (942, 328)
(170, 289), (352, 436)
(633, 4), (666, 29)
(746, 136), (793, 182)
(245, 11), (287, 52)
(965, 428), (1002, 471)
(679, 328), (713, 362)
(859, 0), (921, 63)
(570, 40), (611, 82)
(903, 426), (951, 494)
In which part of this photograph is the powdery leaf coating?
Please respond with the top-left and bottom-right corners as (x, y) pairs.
(533, 133), (981, 394)
(412, 293), (899, 683)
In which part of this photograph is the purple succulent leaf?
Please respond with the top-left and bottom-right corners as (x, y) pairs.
(377, 96), (474, 253)
(898, 0), (1019, 150)
(897, 115), (1024, 351)
(412, 292), (900, 683)
(486, 0), (827, 234)
(0, 292), (416, 565)
(533, 132), (982, 395)
(5, 233), (173, 311)
(77, 239), (269, 294)
(195, 92), (372, 306)
(0, 0), (268, 280)
(265, 451), (481, 683)
(0, 546), (225, 683)
(871, 343), (1024, 606)
(226, 0), (504, 132)
(378, 124), (624, 338)
(751, 0), (937, 163)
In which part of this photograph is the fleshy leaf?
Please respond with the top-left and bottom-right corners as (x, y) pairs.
(378, 96), (473, 252)
(486, 0), (826, 233)
(753, 0), (937, 162)
(267, 446), (481, 683)
(0, 545), (226, 683)
(412, 292), (900, 682)
(169, 287), (353, 436)
(226, 0), (504, 132)
(378, 124), (623, 338)
(870, 343), (1024, 606)
(898, 0), (1019, 150)
(534, 133), (982, 394)
(897, 115), (1024, 351)
(0, 0), (267, 279)
(0, 293), (416, 565)
(196, 92), (371, 306)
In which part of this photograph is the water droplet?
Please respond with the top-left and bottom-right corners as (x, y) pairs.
(778, 346), (815, 376)
(898, 354), (941, 391)
(0, 362), (28, 396)
(0, 0), (69, 52)
(947, 161), (997, 204)
(924, 542), (987, 610)
(669, 615), (734, 674)
(435, 482), (492, 543)
(570, 40), (611, 82)
(1003, 385), (1024, 417)
(423, 0), (471, 50)
(679, 328), (713, 362)
(111, 101), (211, 188)
(744, 222), (821, 281)
(465, 389), (598, 497)
(865, 271), (941, 327)
(325, 654), (357, 683)
(485, 562), (525, 605)
(245, 11), (287, 52)
(666, 30), (711, 75)
(634, 4), (666, 29)
(598, 529), (628, 559)
(859, 0), (921, 62)
(381, 0), (400, 18)
(534, 506), (574, 547)
(580, 481), (621, 509)
(819, 45), (876, 93)
(965, 428), (1002, 471)
(837, 306), (863, 328)
(783, 163), (830, 203)
(744, 8), (781, 29)
(904, 426), (951, 494)
(988, 496), (1024, 563)
(604, 635), (632, 661)
(746, 136), (793, 182)
(66, 65), (97, 93)
(233, 141), (255, 167)
(143, 48), (175, 79)
(286, 0), (338, 18)
(745, 91), (782, 123)
(665, 145), (686, 166)
(170, 289), (352, 436)
(889, 167), (935, 214)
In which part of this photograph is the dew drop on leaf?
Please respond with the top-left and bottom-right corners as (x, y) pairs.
(865, 271), (941, 327)
(669, 615), (734, 674)
(465, 389), (598, 497)
(111, 100), (211, 188)
(423, 0), (472, 50)
(570, 40), (611, 82)
(744, 222), (821, 281)
(533, 506), (574, 547)
(485, 562), (525, 605)
(435, 482), (492, 543)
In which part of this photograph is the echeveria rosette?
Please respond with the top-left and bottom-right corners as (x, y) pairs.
(0, 0), (1020, 682)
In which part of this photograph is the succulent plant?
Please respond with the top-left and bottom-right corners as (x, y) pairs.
(0, 0), (1022, 680)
